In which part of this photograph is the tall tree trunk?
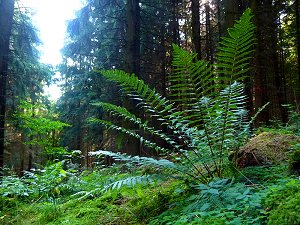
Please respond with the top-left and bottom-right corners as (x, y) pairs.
(160, 26), (167, 97)
(295, 0), (300, 101)
(0, 0), (15, 171)
(123, 0), (141, 156)
(191, 0), (201, 59)
(171, 0), (180, 45)
(252, 0), (285, 124)
(205, 3), (213, 63)
(124, 0), (140, 75)
(215, 0), (222, 40)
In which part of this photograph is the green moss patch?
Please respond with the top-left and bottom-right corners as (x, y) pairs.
(236, 132), (300, 167)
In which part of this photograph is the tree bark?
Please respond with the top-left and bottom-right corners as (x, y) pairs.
(224, 0), (239, 31)
(123, 0), (141, 156)
(295, 0), (300, 101)
(191, 0), (201, 59)
(0, 0), (15, 171)
(205, 3), (213, 63)
(124, 0), (140, 75)
(171, 0), (180, 45)
(252, 0), (285, 124)
(215, 0), (222, 40)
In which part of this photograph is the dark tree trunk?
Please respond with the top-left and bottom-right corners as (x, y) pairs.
(123, 0), (141, 156)
(171, 0), (180, 45)
(205, 3), (213, 63)
(124, 0), (140, 75)
(191, 0), (201, 59)
(215, 0), (222, 40)
(0, 0), (15, 171)
(295, 0), (300, 101)
(224, 0), (239, 31)
(252, 0), (285, 124)
(160, 26), (167, 97)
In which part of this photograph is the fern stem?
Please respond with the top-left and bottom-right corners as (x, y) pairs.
(217, 35), (240, 176)
(180, 151), (208, 183)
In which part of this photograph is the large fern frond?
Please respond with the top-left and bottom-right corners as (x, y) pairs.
(88, 118), (169, 152)
(91, 102), (179, 146)
(170, 45), (213, 108)
(97, 70), (199, 150)
(90, 150), (177, 169)
(216, 8), (255, 83)
(99, 70), (176, 119)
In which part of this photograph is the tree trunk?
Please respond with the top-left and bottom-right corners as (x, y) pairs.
(123, 0), (141, 156)
(124, 0), (140, 75)
(295, 0), (300, 101)
(215, 0), (222, 40)
(205, 3), (213, 63)
(171, 0), (180, 45)
(252, 0), (285, 124)
(191, 0), (201, 59)
(0, 0), (15, 171)
(224, 0), (239, 31)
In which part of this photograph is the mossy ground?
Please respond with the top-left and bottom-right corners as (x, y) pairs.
(1, 174), (184, 225)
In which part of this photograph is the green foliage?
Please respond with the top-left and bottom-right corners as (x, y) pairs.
(91, 9), (255, 181)
(282, 104), (300, 135)
(9, 6), (53, 103)
(14, 100), (70, 158)
(289, 143), (300, 174)
(0, 161), (82, 209)
(236, 165), (290, 185)
(1, 162), (181, 225)
(0, 175), (31, 199)
(150, 179), (266, 225)
(264, 179), (300, 225)
(2, 160), (299, 225)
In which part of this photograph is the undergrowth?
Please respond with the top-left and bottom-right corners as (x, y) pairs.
(1, 159), (300, 225)
(2, 117), (300, 224)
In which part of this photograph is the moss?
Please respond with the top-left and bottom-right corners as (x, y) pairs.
(236, 132), (300, 167)
(1, 179), (184, 225)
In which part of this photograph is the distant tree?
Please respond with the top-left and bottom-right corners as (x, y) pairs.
(296, 0), (300, 96)
(0, 0), (15, 170)
(13, 101), (70, 168)
(281, 0), (300, 105)
(58, 0), (122, 165)
(2, 3), (53, 172)
(191, 0), (201, 59)
(59, 0), (178, 159)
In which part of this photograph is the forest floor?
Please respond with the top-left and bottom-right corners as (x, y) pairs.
(1, 128), (300, 225)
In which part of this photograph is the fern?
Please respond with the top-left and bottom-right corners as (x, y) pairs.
(90, 150), (177, 169)
(103, 175), (153, 191)
(216, 8), (255, 83)
(89, 150), (201, 182)
(91, 9), (256, 182)
(70, 174), (154, 201)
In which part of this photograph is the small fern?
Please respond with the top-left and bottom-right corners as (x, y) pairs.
(90, 150), (177, 169)
(103, 175), (154, 191)
(90, 9), (256, 183)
